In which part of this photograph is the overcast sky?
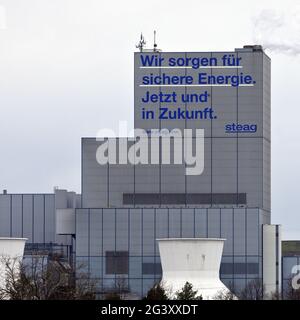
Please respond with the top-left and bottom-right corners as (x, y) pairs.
(0, 0), (299, 240)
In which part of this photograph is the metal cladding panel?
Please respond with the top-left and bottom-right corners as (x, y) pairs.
(75, 209), (89, 256)
(45, 194), (56, 243)
(11, 195), (22, 237)
(0, 193), (68, 246)
(82, 138), (108, 208)
(33, 195), (45, 243)
(22, 195), (33, 242)
(0, 196), (10, 237)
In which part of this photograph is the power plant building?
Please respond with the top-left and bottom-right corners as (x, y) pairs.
(0, 45), (282, 298)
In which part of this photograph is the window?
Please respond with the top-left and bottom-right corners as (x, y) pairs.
(220, 263), (259, 275)
(123, 193), (247, 205)
(106, 251), (129, 274)
(142, 263), (162, 275)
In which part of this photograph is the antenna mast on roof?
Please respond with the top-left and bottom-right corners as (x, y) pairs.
(153, 30), (158, 52)
(136, 33), (146, 52)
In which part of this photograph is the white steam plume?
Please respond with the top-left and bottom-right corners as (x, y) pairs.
(0, 5), (7, 30)
(253, 8), (300, 55)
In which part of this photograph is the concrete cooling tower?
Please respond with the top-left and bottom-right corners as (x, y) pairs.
(0, 238), (27, 294)
(157, 238), (232, 300)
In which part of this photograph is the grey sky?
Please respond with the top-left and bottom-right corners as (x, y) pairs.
(0, 0), (299, 239)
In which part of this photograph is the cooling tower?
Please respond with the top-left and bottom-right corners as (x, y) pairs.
(0, 238), (27, 294)
(157, 238), (231, 300)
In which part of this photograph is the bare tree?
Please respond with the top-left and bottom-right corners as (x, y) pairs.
(0, 254), (97, 300)
(115, 275), (129, 299)
(282, 277), (300, 300)
(239, 279), (265, 300)
(103, 275), (129, 300)
(104, 292), (121, 300)
(213, 282), (237, 300)
(270, 290), (281, 300)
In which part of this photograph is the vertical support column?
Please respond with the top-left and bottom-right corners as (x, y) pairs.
(263, 224), (282, 298)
